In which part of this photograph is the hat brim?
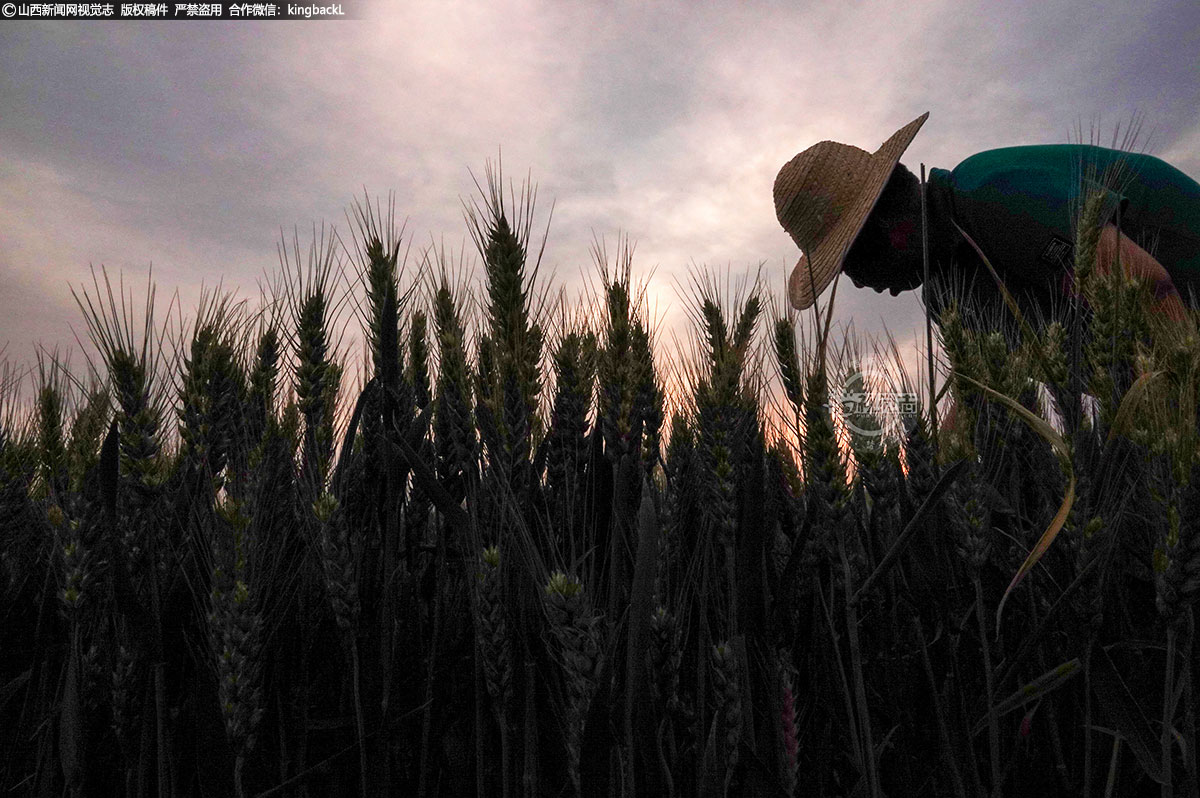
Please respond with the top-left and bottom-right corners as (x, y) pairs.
(788, 112), (929, 311)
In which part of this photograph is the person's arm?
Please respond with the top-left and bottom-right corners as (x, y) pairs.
(1094, 223), (1187, 322)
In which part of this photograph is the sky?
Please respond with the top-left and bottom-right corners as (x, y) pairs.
(2, 0), (1199, 412)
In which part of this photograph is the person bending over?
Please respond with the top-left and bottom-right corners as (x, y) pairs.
(774, 113), (1200, 330)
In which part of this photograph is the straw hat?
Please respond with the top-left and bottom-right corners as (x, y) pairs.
(775, 112), (930, 310)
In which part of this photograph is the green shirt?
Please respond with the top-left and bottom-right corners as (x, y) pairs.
(926, 144), (1200, 305)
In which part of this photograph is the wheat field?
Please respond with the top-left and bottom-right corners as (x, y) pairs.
(2, 163), (1200, 798)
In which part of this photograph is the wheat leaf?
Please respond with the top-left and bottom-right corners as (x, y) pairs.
(852, 457), (968, 605)
(625, 471), (659, 774)
(392, 431), (467, 531)
(955, 373), (1075, 634)
(99, 417), (119, 524)
(0, 670), (30, 712)
(1091, 646), (1166, 785)
(972, 658), (1080, 736)
(59, 638), (84, 791)
(698, 714), (726, 798)
(1106, 369), (1164, 443)
(332, 377), (376, 494)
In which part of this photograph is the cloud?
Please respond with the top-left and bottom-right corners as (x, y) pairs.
(2, 0), (1198, 402)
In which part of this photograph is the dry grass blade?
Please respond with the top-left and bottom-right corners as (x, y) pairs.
(1106, 368), (1165, 443)
(955, 373), (1075, 634)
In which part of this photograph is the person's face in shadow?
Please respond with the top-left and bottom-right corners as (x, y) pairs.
(842, 163), (925, 297)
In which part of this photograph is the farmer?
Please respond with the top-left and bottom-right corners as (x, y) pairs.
(773, 112), (1200, 329)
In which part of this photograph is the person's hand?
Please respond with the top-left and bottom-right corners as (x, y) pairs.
(1095, 223), (1187, 322)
